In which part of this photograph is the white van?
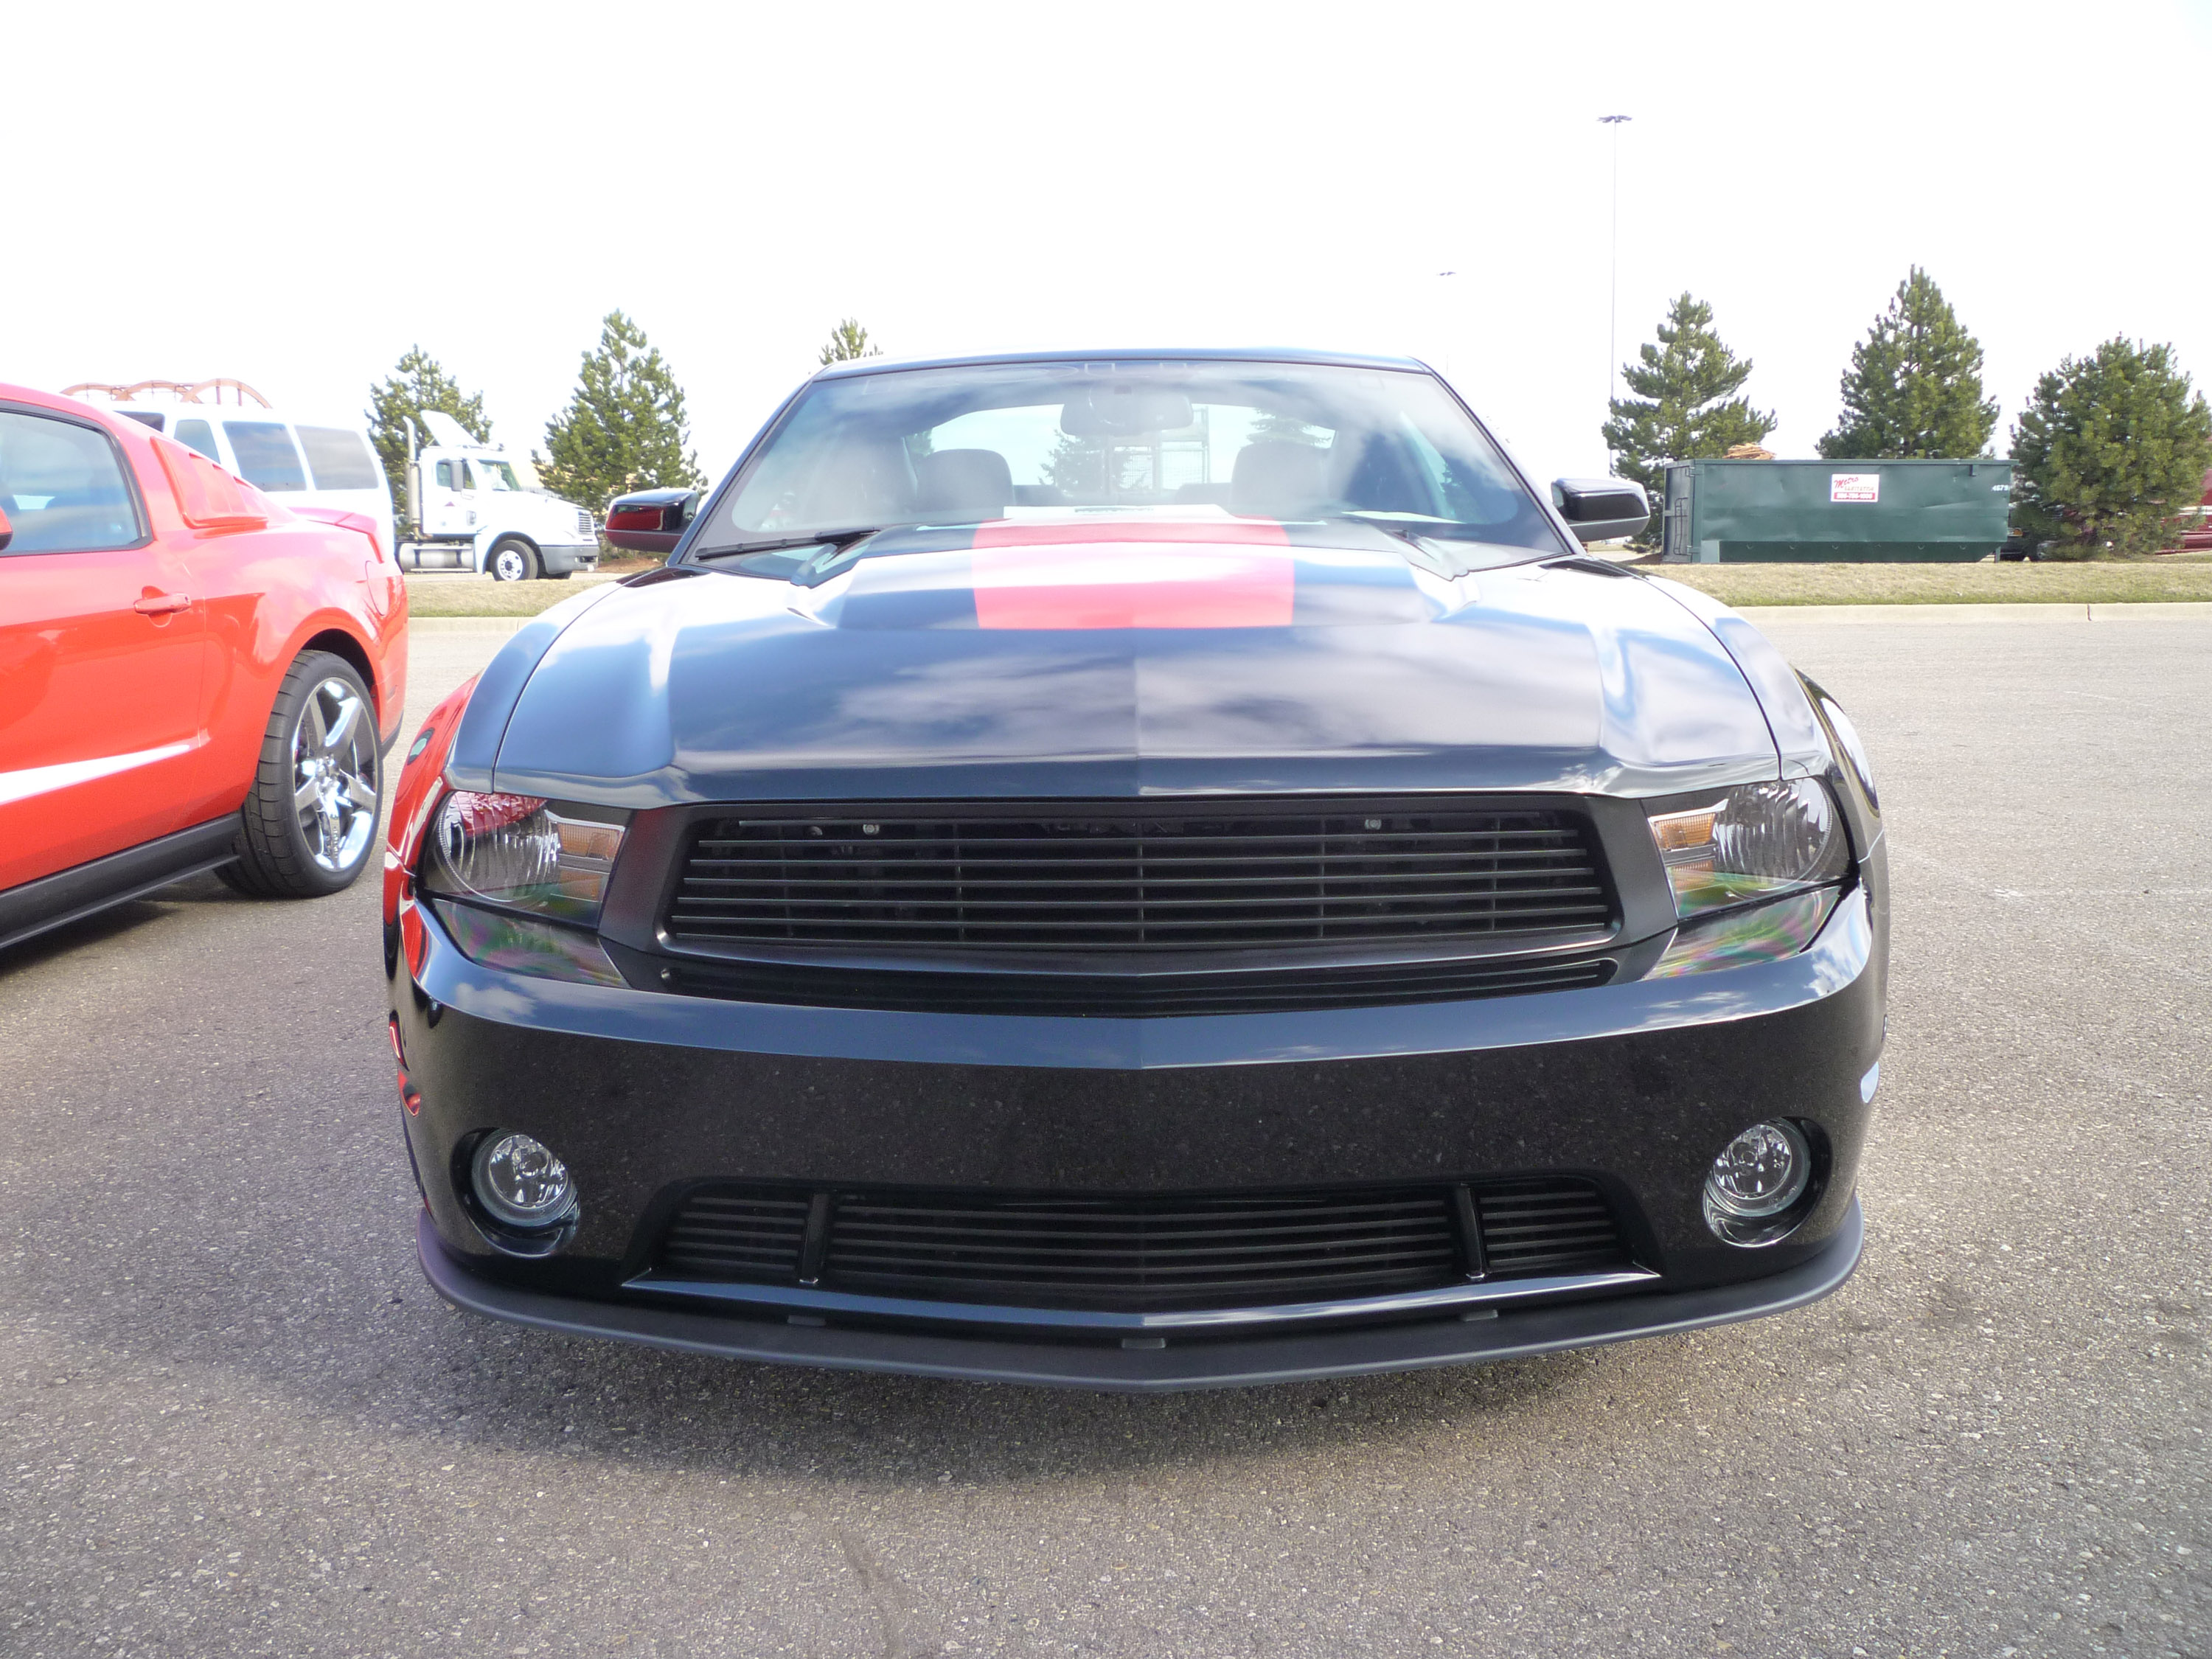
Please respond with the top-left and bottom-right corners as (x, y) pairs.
(79, 387), (394, 555)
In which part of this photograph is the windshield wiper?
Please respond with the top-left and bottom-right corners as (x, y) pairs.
(689, 527), (883, 562)
(1328, 511), (1498, 543)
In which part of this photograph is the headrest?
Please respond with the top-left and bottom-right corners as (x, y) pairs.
(914, 448), (1013, 523)
(793, 436), (916, 525)
(1229, 441), (1328, 519)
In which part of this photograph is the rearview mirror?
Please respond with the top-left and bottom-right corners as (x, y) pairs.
(0, 504), (11, 552)
(1551, 477), (1651, 544)
(1060, 385), (1195, 437)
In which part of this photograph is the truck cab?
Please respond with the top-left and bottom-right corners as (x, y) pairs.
(401, 411), (599, 581)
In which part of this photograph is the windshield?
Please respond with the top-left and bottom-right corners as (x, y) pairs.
(694, 359), (1568, 565)
(469, 459), (526, 491)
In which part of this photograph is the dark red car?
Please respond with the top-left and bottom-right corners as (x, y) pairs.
(1, 384), (408, 952)
(2171, 468), (2212, 552)
(602, 487), (700, 554)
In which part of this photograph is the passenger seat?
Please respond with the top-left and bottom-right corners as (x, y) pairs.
(1228, 441), (1328, 520)
(915, 448), (1013, 523)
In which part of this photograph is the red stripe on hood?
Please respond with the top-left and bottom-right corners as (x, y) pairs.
(971, 539), (1297, 629)
(973, 518), (1292, 548)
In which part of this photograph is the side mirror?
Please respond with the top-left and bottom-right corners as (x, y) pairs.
(0, 504), (12, 552)
(1552, 477), (1651, 544)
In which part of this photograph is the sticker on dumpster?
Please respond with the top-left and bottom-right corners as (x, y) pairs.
(1830, 473), (1880, 503)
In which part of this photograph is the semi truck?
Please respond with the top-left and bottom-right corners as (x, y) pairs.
(399, 411), (599, 581)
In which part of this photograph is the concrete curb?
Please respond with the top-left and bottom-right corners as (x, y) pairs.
(1736, 602), (2212, 625)
(408, 616), (537, 634)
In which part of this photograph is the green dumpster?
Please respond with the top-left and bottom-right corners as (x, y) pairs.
(1659, 458), (2014, 563)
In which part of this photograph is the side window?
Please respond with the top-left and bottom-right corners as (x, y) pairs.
(223, 421), (307, 492)
(435, 459), (457, 489)
(459, 461), (478, 490)
(174, 419), (220, 462)
(0, 408), (146, 554)
(296, 425), (381, 490)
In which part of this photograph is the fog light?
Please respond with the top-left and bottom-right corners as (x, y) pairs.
(470, 1132), (576, 1228)
(1703, 1120), (1811, 1243)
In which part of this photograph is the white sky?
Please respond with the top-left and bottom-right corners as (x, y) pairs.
(11, 1), (2209, 488)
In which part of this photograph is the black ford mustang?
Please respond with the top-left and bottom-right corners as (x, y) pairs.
(383, 349), (1886, 1390)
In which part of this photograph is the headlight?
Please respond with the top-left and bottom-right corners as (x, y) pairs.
(1646, 779), (1849, 917)
(423, 792), (625, 924)
(1644, 780), (1852, 978)
(432, 897), (625, 986)
(1648, 887), (1839, 978)
(419, 791), (628, 986)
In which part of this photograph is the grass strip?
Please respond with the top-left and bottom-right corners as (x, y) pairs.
(1656, 560), (2212, 607)
(406, 559), (2212, 617)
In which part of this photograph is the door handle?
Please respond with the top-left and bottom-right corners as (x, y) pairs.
(133, 592), (192, 615)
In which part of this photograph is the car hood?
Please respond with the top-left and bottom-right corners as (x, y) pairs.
(453, 532), (1791, 806)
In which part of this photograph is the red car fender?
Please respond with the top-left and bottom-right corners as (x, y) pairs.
(384, 674), (479, 976)
(291, 504), (383, 554)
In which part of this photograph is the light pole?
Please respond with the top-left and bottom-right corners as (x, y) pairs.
(1599, 114), (1631, 463)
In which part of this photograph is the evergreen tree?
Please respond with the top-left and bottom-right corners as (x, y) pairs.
(1818, 268), (1998, 459)
(365, 347), (489, 529)
(2011, 338), (2212, 559)
(538, 311), (703, 512)
(1601, 293), (1775, 529)
(818, 319), (882, 366)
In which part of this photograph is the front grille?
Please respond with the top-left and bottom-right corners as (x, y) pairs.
(665, 800), (1613, 953)
(575, 509), (594, 538)
(651, 950), (1613, 1017)
(652, 1178), (1631, 1312)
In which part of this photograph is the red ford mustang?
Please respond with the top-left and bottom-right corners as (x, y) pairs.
(1, 383), (408, 951)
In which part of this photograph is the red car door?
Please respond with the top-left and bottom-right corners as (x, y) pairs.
(0, 403), (208, 891)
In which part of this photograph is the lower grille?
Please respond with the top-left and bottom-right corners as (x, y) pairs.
(652, 1179), (1632, 1312)
(649, 951), (1613, 1017)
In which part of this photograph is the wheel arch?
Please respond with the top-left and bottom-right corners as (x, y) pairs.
(296, 626), (380, 720)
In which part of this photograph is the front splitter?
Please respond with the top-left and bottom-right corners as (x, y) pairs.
(416, 1198), (1863, 1393)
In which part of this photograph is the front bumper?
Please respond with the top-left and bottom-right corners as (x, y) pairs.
(534, 541), (599, 575)
(419, 1198), (1862, 1391)
(392, 883), (1882, 1384)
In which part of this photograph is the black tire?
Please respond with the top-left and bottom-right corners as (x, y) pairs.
(219, 652), (382, 900)
(487, 537), (538, 582)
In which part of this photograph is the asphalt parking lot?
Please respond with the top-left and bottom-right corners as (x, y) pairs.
(3, 618), (2206, 1659)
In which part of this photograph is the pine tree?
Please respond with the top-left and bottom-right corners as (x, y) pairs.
(1817, 268), (1998, 459)
(2011, 338), (2212, 559)
(538, 311), (703, 512)
(365, 348), (489, 529)
(818, 319), (882, 366)
(1601, 293), (1775, 519)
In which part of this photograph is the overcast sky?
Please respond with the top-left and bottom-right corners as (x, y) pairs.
(12, 1), (2208, 490)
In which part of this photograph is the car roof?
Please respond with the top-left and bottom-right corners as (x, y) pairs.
(41, 397), (366, 434)
(812, 347), (1433, 381)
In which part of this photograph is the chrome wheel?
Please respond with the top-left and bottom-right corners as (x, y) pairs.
(291, 676), (378, 874)
(490, 541), (532, 582)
